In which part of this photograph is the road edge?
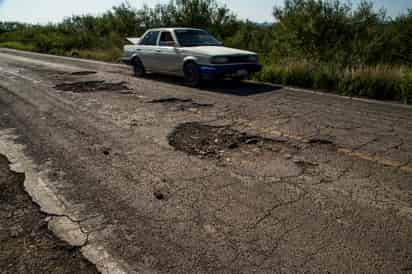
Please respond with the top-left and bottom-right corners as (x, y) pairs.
(0, 128), (136, 274)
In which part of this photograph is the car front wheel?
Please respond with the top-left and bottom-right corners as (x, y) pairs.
(183, 62), (201, 87)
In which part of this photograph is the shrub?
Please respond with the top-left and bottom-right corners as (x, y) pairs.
(282, 64), (314, 88)
(74, 48), (122, 62)
(255, 65), (285, 84)
(339, 67), (402, 101)
(400, 70), (412, 104)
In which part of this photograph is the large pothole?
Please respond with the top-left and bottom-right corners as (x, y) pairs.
(55, 81), (130, 93)
(168, 122), (304, 177)
(168, 122), (286, 159)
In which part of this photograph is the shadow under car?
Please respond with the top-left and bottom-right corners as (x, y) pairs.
(142, 73), (282, 96)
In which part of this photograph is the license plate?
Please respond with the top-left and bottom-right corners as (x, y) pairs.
(236, 69), (248, 76)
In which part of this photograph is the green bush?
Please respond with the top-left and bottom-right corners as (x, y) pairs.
(338, 67), (402, 101)
(256, 65), (285, 84)
(256, 63), (410, 103)
(400, 70), (412, 104)
(282, 65), (314, 88)
(74, 48), (122, 62)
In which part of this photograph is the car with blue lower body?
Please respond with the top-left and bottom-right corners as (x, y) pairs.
(122, 28), (262, 86)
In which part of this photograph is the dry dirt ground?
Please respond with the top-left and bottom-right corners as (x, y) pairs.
(0, 48), (412, 273)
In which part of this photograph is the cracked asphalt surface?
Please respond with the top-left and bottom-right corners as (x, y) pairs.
(0, 48), (412, 273)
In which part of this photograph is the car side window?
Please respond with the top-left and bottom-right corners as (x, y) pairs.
(140, 31), (159, 46)
(159, 31), (175, 46)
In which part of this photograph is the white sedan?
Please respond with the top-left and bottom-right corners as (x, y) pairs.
(122, 28), (262, 86)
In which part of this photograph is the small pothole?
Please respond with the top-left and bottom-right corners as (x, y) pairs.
(154, 191), (165, 200)
(149, 97), (213, 111)
(150, 98), (192, 104)
(307, 138), (334, 145)
(101, 148), (111, 156)
(55, 81), (131, 93)
(70, 71), (97, 76)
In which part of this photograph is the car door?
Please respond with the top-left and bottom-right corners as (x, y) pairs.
(138, 31), (160, 70)
(154, 31), (183, 74)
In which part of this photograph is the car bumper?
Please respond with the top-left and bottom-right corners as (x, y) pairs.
(199, 64), (262, 80)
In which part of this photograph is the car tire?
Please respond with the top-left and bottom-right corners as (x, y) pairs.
(133, 58), (145, 77)
(183, 62), (201, 87)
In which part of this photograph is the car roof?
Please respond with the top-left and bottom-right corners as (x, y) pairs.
(145, 27), (205, 32)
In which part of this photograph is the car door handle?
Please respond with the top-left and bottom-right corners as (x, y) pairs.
(156, 49), (162, 53)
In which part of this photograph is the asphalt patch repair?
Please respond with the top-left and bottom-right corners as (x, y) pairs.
(0, 154), (98, 274)
(55, 80), (130, 93)
(168, 122), (287, 159)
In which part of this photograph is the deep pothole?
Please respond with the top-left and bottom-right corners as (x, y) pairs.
(168, 122), (286, 159)
(55, 81), (131, 93)
(149, 97), (213, 111)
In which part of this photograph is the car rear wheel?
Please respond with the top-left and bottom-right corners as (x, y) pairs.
(183, 62), (201, 87)
(133, 58), (145, 77)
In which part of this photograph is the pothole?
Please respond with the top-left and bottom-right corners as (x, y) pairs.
(150, 98), (192, 104)
(307, 138), (335, 145)
(55, 81), (131, 93)
(168, 122), (284, 159)
(70, 71), (97, 76)
(153, 191), (166, 200)
(149, 97), (213, 111)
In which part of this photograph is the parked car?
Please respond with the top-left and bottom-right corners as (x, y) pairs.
(122, 28), (262, 86)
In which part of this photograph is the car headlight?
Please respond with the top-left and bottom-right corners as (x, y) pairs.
(248, 55), (258, 62)
(211, 56), (229, 64)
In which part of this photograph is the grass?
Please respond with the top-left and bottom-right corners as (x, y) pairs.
(0, 41), (35, 51)
(256, 62), (412, 104)
(67, 48), (122, 62)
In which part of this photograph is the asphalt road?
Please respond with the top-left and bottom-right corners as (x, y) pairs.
(0, 48), (411, 274)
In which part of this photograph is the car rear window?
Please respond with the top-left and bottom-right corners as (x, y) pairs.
(140, 31), (159, 46)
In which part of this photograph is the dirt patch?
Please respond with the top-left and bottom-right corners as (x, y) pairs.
(168, 122), (285, 159)
(149, 97), (213, 111)
(0, 154), (98, 274)
(55, 81), (130, 93)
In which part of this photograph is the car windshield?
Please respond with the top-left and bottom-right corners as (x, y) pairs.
(174, 29), (221, 47)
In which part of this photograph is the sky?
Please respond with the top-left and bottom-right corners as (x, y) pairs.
(0, 0), (411, 24)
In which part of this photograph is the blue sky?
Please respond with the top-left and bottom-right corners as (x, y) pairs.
(0, 0), (411, 24)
